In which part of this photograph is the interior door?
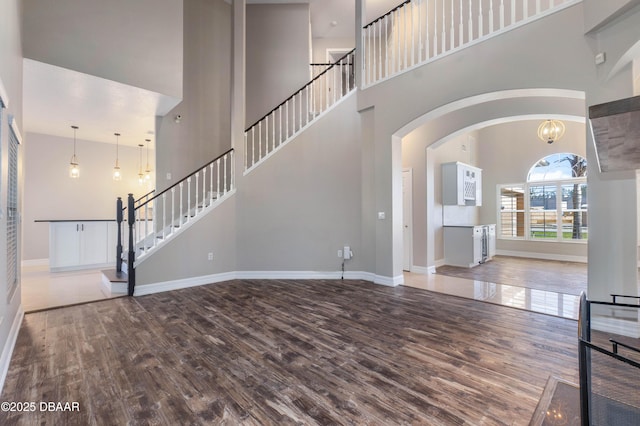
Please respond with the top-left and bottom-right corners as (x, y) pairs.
(402, 169), (413, 271)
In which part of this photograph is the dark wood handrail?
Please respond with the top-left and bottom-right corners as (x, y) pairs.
(363, 0), (411, 29)
(135, 148), (234, 211)
(245, 48), (355, 132)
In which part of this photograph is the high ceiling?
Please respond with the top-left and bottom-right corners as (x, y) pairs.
(22, 0), (401, 147)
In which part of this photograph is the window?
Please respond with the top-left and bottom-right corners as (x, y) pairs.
(7, 120), (19, 301)
(498, 153), (587, 243)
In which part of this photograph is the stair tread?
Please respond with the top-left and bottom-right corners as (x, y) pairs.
(101, 269), (127, 283)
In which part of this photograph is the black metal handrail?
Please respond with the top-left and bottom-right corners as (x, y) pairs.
(363, 0), (411, 29)
(578, 292), (640, 425)
(610, 338), (640, 355)
(135, 148), (234, 212)
(611, 294), (640, 304)
(245, 49), (355, 132)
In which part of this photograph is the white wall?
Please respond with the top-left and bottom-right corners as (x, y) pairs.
(312, 37), (355, 63)
(22, 0), (183, 98)
(583, 0), (640, 33)
(23, 133), (154, 261)
(246, 3), (311, 127)
(0, 0), (23, 393)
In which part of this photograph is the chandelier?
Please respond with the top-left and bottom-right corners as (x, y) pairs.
(537, 119), (565, 144)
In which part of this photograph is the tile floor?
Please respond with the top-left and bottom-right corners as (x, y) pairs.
(403, 272), (580, 320)
(21, 264), (125, 312)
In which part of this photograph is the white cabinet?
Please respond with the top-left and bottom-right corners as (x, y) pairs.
(444, 225), (496, 268)
(49, 221), (113, 271)
(442, 162), (482, 206)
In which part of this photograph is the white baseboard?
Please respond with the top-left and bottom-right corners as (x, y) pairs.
(134, 270), (403, 296)
(410, 266), (430, 275)
(434, 258), (446, 268)
(134, 272), (237, 296)
(496, 250), (587, 263)
(21, 258), (49, 267)
(0, 306), (24, 394)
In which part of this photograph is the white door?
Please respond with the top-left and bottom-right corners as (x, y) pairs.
(402, 169), (413, 271)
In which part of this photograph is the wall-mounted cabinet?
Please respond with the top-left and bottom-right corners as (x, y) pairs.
(442, 161), (482, 206)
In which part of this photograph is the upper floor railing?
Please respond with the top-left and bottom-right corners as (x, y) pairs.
(245, 49), (356, 173)
(362, 0), (581, 87)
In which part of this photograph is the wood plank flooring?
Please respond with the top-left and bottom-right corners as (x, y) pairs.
(1, 279), (579, 425)
(436, 256), (588, 295)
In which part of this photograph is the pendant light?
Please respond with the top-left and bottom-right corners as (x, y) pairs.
(113, 132), (122, 181)
(137, 143), (145, 184)
(69, 125), (80, 178)
(537, 119), (565, 144)
(144, 139), (152, 181)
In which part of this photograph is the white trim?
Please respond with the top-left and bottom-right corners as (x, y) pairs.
(8, 115), (23, 144)
(134, 272), (237, 296)
(592, 315), (640, 339)
(411, 265), (430, 275)
(0, 307), (24, 393)
(374, 274), (404, 287)
(21, 258), (49, 267)
(101, 275), (127, 295)
(0, 77), (8, 108)
(427, 266), (437, 274)
(434, 258), (446, 268)
(496, 249), (587, 263)
(133, 270), (404, 296)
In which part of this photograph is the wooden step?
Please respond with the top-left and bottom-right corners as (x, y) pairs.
(100, 269), (128, 295)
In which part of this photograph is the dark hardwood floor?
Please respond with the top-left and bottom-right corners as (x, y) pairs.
(436, 256), (588, 295)
(1, 279), (579, 425)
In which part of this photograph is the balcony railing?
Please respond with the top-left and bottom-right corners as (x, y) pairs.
(362, 0), (580, 87)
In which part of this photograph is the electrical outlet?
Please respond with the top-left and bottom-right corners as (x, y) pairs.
(207, 252), (213, 261)
(338, 250), (343, 258)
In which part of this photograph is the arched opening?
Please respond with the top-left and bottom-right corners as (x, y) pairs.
(390, 89), (587, 293)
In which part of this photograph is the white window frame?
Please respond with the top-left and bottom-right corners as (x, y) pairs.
(497, 177), (587, 243)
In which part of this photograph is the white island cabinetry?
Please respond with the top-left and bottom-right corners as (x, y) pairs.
(48, 221), (114, 272)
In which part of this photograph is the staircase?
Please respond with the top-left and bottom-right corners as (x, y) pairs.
(103, 149), (235, 295)
(103, 0), (579, 296)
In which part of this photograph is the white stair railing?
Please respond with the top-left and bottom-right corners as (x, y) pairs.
(362, 0), (581, 87)
(245, 49), (356, 173)
(124, 148), (234, 273)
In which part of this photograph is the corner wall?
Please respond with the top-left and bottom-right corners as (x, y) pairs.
(0, 0), (23, 393)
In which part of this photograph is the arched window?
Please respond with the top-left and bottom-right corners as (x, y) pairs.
(527, 153), (587, 182)
(498, 153), (587, 242)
